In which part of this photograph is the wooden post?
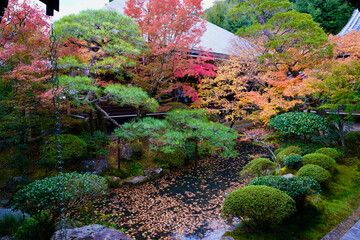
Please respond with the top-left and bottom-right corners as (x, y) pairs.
(117, 138), (121, 171)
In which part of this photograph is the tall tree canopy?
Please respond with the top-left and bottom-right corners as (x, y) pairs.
(124, 0), (216, 100)
(0, 0), (51, 146)
(204, 0), (252, 33)
(289, 0), (355, 34)
(54, 9), (147, 79)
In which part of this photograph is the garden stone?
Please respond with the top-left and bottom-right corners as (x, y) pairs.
(81, 158), (108, 175)
(120, 143), (133, 160)
(108, 176), (124, 187)
(144, 168), (164, 179)
(54, 219), (83, 231)
(221, 237), (235, 240)
(282, 173), (295, 179)
(123, 176), (149, 185)
(224, 193), (229, 198)
(51, 224), (133, 240)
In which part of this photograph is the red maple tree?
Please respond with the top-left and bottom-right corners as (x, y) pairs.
(124, 0), (217, 101)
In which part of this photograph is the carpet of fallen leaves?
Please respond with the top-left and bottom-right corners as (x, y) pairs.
(75, 141), (269, 239)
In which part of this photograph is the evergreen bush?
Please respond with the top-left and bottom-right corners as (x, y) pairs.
(249, 176), (321, 203)
(222, 186), (296, 226)
(269, 112), (328, 138)
(303, 153), (337, 172)
(39, 134), (87, 170)
(284, 154), (304, 169)
(315, 148), (344, 161)
(277, 146), (302, 164)
(297, 164), (331, 183)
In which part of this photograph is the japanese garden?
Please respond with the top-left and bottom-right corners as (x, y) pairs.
(0, 0), (360, 239)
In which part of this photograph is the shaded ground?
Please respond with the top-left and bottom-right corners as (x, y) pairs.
(78, 142), (269, 240)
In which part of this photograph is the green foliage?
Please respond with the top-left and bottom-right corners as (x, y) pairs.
(204, 0), (253, 33)
(269, 112), (329, 138)
(284, 154), (303, 169)
(303, 153), (337, 172)
(249, 176), (321, 202)
(157, 150), (186, 168)
(240, 158), (277, 179)
(344, 131), (360, 156)
(129, 141), (143, 161)
(80, 130), (109, 157)
(128, 162), (144, 176)
(12, 172), (107, 222)
(39, 134), (87, 170)
(104, 84), (159, 112)
(9, 143), (31, 174)
(315, 148), (344, 161)
(297, 164), (331, 183)
(276, 141), (324, 155)
(114, 117), (168, 141)
(277, 146), (302, 164)
(15, 216), (53, 240)
(289, 0), (355, 34)
(54, 9), (146, 73)
(222, 185), (296, 226)
(114, 109), (238, 161)
(0, 213), (25, 236)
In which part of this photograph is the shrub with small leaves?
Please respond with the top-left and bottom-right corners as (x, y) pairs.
(284, 154), (304, 169)
(277, 146), (302, 164)
(222, 186), (296, 226)
(315, 148), (344, 161)
(249, 176), (321, 203)
(240, 158), (277, 179)
(269, 112), (328, 138)
(303, 153), (336, 172)
(12, 172), (107, 224)
(275, 141), (324, 155)
(297, 164), (331, 183)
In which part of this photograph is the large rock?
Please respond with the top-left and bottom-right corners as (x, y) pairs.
(51, 224), (133, 240)
(144, 168), (164, 179)
(282, 173), (295, 179)
(6, 176), (28, 192)
(123, 176), (149, 185)
(81, 159), (108, 175)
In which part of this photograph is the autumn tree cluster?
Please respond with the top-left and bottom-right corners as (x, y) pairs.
(197, 0), (359, 127)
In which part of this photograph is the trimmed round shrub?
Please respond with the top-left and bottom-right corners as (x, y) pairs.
(249, 176), (321, 203)
(277, 146), (302, 164)
(268, 112), (328, 138)
(284, 154), (304, 169)
(297, 164), (331, 183)
(303, 153), (336, 172)
(12, 172), (107, 222)
(222, 186), (296, 226)
(40, 134), (87, 169)
(240, 158), (277, 179)
(315, 148), (344, 161)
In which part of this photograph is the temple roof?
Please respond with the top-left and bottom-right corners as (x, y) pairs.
(339, 9), (360, 36)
